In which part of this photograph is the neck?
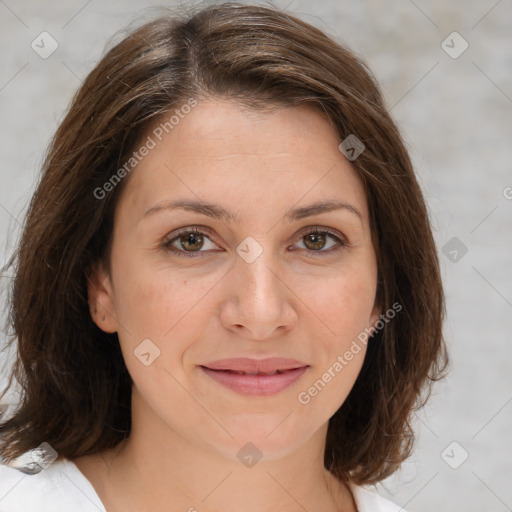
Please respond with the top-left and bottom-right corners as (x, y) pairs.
(76, 388), (356, 512)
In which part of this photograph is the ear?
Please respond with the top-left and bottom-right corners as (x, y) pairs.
(86, 260), (118, 333)
(368, 299), (382, 334)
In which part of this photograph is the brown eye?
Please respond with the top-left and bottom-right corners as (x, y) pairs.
(179, 231), (204, 252)
(303, 232), (328, 251)
(295, 228), (346, 255)
(163, 228), (219, 257)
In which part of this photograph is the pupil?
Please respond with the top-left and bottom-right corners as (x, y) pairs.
(182, 232), (203, 251)
(306, 233), (325, 250)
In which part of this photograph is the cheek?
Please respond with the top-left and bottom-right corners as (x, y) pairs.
(304, 263), (377, 340)
(112, 265), (219, 355)
(112, 272), (205, 400)
(295, 273), (374, 418)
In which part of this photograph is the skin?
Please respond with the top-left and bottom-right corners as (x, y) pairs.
(76, 97), (381, 512)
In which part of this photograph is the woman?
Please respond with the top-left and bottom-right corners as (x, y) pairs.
(0, 3), (448, 511)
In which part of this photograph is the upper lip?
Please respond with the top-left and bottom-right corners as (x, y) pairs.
(201, 357), (309, 373)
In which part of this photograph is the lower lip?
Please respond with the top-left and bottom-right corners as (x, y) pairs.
(200, 366), (309, 396)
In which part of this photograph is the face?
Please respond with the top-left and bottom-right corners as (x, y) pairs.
(88, 97), (381, 461)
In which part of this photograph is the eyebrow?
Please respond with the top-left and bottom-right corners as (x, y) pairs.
(142, 199), (363, 224)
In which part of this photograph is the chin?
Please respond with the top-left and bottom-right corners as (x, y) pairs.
(213, 412), (317, 459)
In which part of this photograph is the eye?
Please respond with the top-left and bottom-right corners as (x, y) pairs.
(162, 228), (219, 258)
(293, 227), (346, 255)
(162, 226), (347, 258)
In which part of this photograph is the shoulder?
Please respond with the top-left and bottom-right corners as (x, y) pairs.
(0, 455), (105, 512)
(349, 481), (407, 512)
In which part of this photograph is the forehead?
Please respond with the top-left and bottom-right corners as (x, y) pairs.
(117, 98), (369, 223)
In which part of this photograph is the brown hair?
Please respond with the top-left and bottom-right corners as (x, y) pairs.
(0, 1), (448, 485)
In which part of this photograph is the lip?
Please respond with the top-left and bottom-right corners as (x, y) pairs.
(199, 357), (309, 396)
(201, 357), (308, 373)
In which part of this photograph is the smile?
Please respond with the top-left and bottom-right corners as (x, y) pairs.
(199, 365), (309, 395)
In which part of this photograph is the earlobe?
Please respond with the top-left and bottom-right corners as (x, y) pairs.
(368, 302), (382, 335)
(86, 260), (118, 333)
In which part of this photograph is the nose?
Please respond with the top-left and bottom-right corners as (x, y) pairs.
(219, 240), (298, 340)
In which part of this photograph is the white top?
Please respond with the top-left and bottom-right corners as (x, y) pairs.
(0, 458), (406, 511)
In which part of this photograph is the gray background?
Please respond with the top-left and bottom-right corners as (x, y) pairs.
(1, 1), (511, 510)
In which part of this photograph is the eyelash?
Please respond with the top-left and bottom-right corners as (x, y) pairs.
(161, 226), (347, 258)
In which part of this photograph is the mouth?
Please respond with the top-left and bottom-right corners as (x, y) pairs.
(208, 369), (290, 375)
(199, 358), (309, 396)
